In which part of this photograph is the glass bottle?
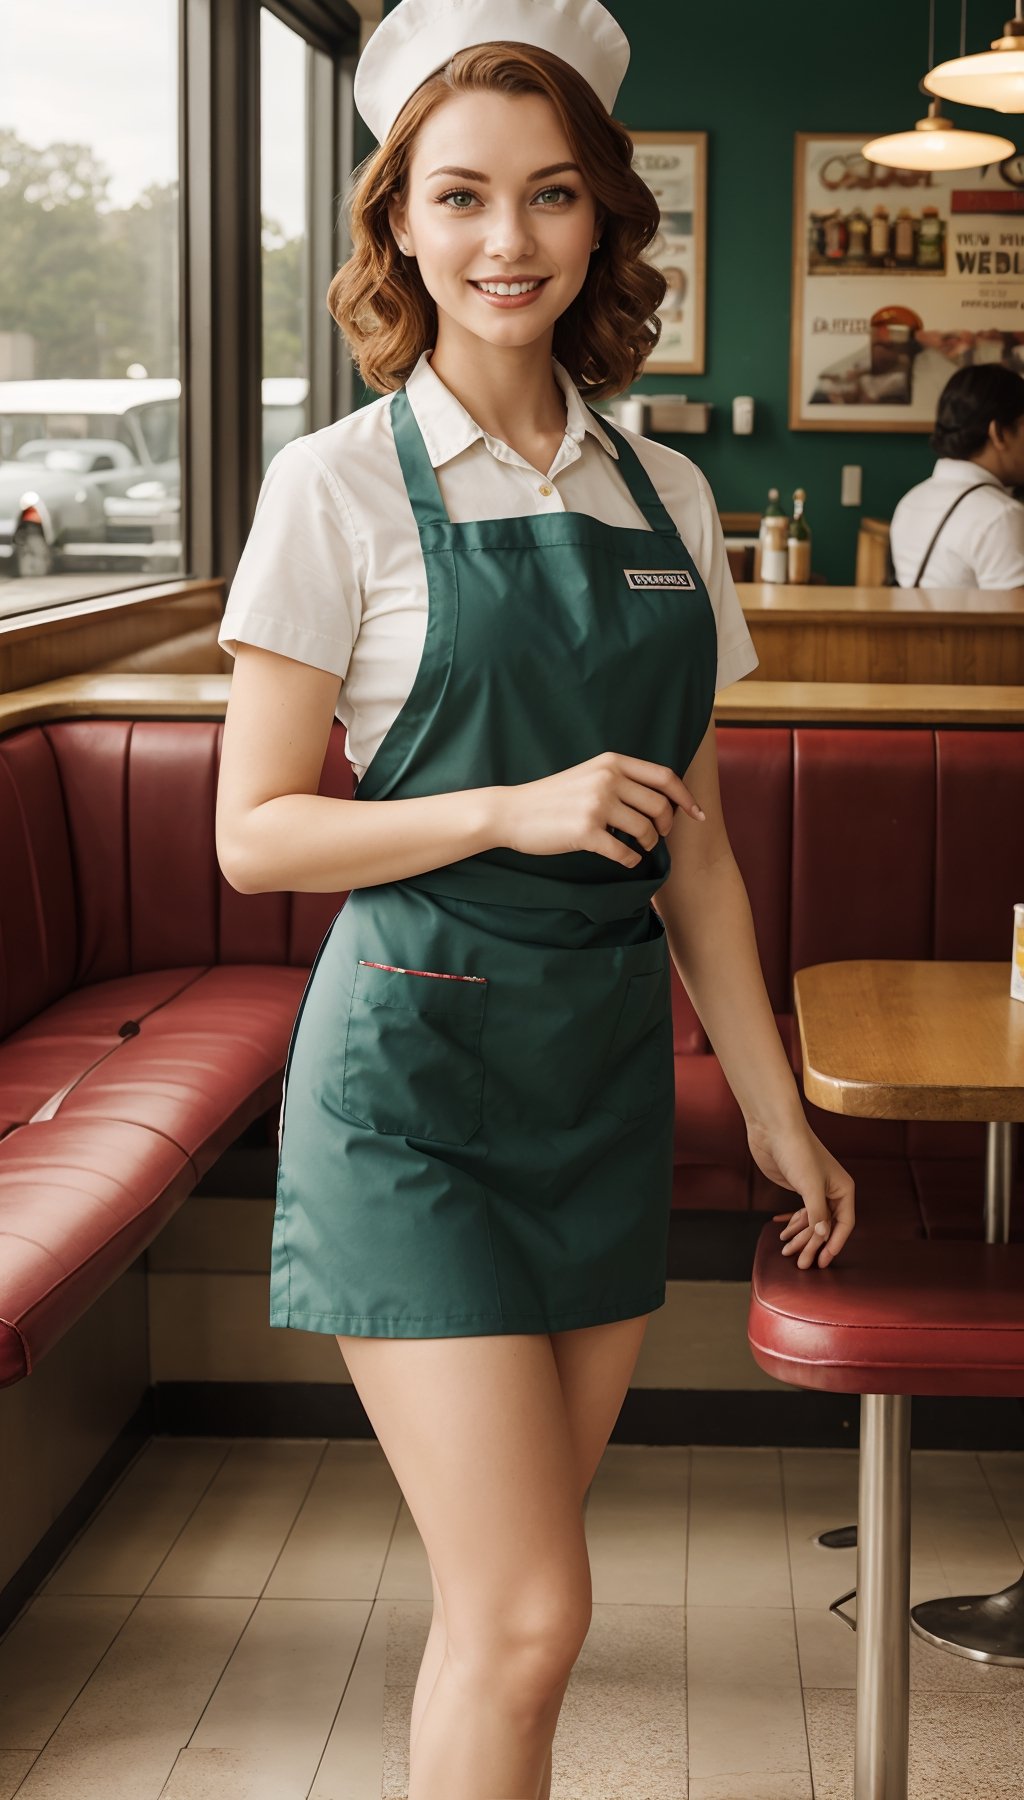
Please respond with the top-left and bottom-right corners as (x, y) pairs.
(756, 486), (784, 581)
(916, 206), (944, 269)
(761, 514), (789, 585)
(787, 488), (812, 584)
(869, 205), (890, 265)
(893, 209), (916, 265)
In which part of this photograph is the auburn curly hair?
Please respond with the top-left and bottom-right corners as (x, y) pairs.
(327, 42), (666, 399)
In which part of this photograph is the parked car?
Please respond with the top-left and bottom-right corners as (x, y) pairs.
(0, 376), (310, 578)
(0, 379), (181, 578)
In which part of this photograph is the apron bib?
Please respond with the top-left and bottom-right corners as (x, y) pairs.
(270, 384), (718, 1338)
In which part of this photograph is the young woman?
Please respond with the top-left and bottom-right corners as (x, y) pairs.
(890, 363), (1024, 588)
(215, 3), (855, 1794)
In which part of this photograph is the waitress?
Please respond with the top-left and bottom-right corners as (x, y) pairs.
(215, 1), (855, 1792)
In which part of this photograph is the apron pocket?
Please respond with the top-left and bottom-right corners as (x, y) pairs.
(598, 966), (675, 1123)
(341, 959), (488, 1144)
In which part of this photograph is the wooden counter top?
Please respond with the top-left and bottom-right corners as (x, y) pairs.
(736, 583), (1024, 622)
(2, 673), (1023, 735)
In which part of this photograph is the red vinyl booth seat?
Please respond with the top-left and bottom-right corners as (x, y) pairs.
(1, 716), (1022, 1385)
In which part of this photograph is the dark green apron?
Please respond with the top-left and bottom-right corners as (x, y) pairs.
(270, 383), (718, 1338)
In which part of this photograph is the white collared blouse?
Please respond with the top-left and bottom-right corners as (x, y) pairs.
(218, 349), (759, 780)
(889, 457), (1024, 589)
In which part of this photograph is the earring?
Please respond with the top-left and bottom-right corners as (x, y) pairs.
(592, 238), (601, 250)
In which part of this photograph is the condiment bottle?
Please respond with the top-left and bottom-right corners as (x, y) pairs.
(893, 209), (915, 265)
(869, 205), (890, 264)
(787, 489), (812, 584)
(916, 206), (944, 269)
(761, 513), (789, 584)
(756, 487), (784, 582)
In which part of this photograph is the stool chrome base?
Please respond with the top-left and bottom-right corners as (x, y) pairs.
(816, 1524), (857, 1549)
(910, 1570), (1024, 1666)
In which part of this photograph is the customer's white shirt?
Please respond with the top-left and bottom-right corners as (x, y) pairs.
(218, 348), (759, 780)
(889, 457), (1024, 589)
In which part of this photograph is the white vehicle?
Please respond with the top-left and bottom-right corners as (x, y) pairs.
(0, 376), (310, 577)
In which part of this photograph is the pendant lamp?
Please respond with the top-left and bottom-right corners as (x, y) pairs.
(924, 3), (1024, 112)
(862, 98), (1014, 168)
(863, 0), (1015, 169)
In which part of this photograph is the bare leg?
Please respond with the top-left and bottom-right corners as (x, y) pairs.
(338, 1330), (590, 1799)
(360, 1312), (651, 1800)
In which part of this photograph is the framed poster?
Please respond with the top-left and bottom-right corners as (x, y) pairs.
(631, 131), (707, 375)
(790, 132), (1024, 432)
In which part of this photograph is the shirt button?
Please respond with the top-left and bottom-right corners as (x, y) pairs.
(538, 482), (553, 496)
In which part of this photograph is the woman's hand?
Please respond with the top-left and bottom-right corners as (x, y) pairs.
(495, 751), (706, 866)
(747, 1114), (856, 1270)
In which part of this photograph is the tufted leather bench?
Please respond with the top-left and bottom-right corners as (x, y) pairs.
(1, 711), (1022, 1384)
(748, 1222), (1024, 1800)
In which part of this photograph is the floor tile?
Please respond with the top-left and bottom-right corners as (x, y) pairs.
(689, 1776), (813, 1799)
(585, 1445), (688, 1605)
(376, 1502), (432, 1603)
(686, 1606), (810, 1782)
(911, 1451), (1022, 1596)
(308, 1599), (390, 1800)
(0, 1595), (135, 1749)
(147, 1440), (324, 1598)
(8, 1597), (252, 1800)
(978, 1451), (1024, 1561)
(782, 1449), (948, 1611)
(688, 1449), (790, 1609)
(0, 1752), (36, 1799)
(180, 1597), (370, 1798)
(43, 1439), (229, 1597)
(796, 1602), (1024, 1693)
(805, 1685), (1024, 1800)
(264, 1440), (401, 1601)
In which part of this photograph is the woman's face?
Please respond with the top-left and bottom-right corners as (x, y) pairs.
(389, 88), (601, 352)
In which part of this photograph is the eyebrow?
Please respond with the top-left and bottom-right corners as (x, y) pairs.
(424, 162), (581, 182)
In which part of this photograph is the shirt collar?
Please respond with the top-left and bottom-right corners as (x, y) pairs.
(402, 347), (620, 469)
(932, 457), (1009, 493)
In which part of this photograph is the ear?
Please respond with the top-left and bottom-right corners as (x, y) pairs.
(386, 196), (408, 252)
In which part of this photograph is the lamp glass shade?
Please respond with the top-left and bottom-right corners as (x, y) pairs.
(923, 50), (1024, 112)
(862, 123), (1016, 170)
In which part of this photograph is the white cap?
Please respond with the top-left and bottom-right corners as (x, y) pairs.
(354, 0), (631, 145)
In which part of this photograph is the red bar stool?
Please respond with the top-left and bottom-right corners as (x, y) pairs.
(747, 1225), (1024, 1800)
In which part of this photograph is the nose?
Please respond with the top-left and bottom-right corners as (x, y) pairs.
(483, 206), (537, 264)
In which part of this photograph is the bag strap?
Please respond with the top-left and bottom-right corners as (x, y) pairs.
(910, 482), (993, 587)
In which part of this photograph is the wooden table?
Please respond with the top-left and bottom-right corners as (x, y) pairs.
(796, 960), (1022, 1241)
(794, 958), (1024, 1664)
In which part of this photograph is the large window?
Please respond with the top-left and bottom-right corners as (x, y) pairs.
(261, 7), (312, 473)
(0, 0), (362, 625)
(0, 0), (182, 613)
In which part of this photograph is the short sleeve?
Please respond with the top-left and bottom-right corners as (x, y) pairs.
(217, 439), (364, 678)
(972, 494), (1024, 590)
(691, 465), (760, 691)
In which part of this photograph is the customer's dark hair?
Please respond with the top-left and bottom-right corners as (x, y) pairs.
(930, 363), (1024, 458)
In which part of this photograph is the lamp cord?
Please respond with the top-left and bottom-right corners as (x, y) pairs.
(961, 0), (967, 56)
(928, 0), (935, 69)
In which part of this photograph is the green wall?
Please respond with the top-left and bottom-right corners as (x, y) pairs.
(371, 0), (1023, 581)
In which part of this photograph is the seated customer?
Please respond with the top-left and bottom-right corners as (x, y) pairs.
(890, 364), (1024, 588)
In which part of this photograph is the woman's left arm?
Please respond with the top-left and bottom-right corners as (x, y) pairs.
(654, 716), (855, 1269)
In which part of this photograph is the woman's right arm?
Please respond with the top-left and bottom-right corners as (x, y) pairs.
(215, 643), (500, 894)
(216, 642), (708, 896)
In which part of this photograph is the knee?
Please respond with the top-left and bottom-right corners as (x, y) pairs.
(451, 1585), (593, 1711)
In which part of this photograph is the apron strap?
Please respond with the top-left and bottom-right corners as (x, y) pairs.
(585, 407), (681, 539)
(390, 385), (452, 529)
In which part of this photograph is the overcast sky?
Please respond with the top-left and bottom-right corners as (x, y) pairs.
(1, 0), (306, 238)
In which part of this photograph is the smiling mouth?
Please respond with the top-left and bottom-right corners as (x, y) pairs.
(469, 277), (550, 296)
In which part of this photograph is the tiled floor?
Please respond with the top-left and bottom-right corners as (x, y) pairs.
(0, 1439), (1023, 1798)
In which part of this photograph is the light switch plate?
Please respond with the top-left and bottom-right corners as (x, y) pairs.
(841, 464), (862, 507)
